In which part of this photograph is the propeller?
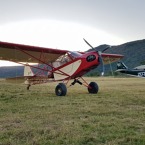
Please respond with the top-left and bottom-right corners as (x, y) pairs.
(83, 38), (94, 49)
(83, 38), (111, 76)
(102, 45), (111, 52)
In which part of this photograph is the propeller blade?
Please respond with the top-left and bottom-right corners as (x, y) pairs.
(83, 38), (94, 49)
(98, 52), (105, 76)
(102, 45), (111, 52)
(100, 45), (111, 75)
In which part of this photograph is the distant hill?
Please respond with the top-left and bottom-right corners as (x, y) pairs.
(0, 39), (145, 78)
(98, 39), (145, 67)
(0, 66), (24, 78)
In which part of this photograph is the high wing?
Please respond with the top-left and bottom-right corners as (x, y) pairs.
(0, 41), (68, 63)
(101, 53), (124, 64)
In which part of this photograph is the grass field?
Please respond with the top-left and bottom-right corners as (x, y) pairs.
(1, 77), (145, 145)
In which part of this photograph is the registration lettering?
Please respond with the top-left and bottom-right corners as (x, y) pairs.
(138, 72), (145, 77)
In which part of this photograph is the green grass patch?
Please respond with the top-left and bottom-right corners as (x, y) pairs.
(0, 77), (145, 145)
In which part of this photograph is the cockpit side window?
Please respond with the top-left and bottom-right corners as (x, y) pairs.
(53, 53), (71, 68)
(53, 51), (82, 68)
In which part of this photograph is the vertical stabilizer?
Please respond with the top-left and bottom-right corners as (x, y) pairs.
(24, 66), (34, 76)
(117, 62), (128, 70)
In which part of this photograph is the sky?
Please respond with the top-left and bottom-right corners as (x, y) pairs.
(0, 0), (145, 66)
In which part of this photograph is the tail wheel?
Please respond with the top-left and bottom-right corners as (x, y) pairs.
(55, 83), (67, 96)
(88, 82), (99, 94)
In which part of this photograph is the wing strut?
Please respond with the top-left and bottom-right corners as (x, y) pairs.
(14, 47), (70, 77)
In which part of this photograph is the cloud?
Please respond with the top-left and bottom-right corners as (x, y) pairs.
(0, 19), (124, 51)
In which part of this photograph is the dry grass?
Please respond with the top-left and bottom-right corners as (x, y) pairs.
(0, 77), (145, 145)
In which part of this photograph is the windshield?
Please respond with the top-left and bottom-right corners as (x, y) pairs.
(68, 51), (82, 59)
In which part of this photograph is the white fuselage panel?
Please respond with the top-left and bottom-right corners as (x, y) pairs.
(54, 60), (82, 80)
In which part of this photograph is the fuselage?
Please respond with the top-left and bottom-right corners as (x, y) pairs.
(118, 69), (145, 78)
(53, 51), (100, 80)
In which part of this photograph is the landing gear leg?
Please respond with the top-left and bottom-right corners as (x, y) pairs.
(70, 79), (82, 86)
(70, 78), (99, 94)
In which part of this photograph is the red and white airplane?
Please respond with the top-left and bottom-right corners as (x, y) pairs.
(0, 39), (123, 96)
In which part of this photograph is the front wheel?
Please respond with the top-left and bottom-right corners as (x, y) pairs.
(55, 83), (67, 96)
(88, 82), (99, 94)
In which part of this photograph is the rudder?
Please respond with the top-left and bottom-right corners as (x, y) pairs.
(117, 61), (128, 70)
(24, 65), (34, 76)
